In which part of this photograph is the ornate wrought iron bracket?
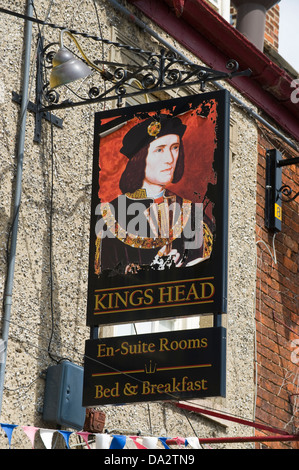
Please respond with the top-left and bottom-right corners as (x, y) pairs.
(16, 33), (252, 142)
(40, 44), (251, 112)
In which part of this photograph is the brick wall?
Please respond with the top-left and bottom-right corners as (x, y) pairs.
(264, 4), (280, 50)
(255, 132), (299, 449)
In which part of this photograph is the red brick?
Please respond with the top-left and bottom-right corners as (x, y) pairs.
(283, 256), (298, 274)
(255, 131), (298, 448)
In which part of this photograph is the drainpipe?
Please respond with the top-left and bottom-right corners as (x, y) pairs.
(231, 0), (280, 50)
(0, 0), (33, 417)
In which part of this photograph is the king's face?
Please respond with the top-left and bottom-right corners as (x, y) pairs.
(143, 134), (180, 189)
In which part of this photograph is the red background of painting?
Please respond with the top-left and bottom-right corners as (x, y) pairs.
(97, 100), (218, 206)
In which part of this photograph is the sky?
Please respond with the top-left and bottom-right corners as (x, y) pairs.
(278, 0), (299, 72)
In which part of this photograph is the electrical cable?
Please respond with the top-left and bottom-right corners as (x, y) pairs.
(256, 232), (277, 265)
(46, 122), (72, 364)
(31, 2), (72, 364)
(4, 318), (295, 438)
(46, 122), (57, 363)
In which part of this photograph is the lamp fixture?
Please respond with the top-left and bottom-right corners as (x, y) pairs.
(49, 39), (91, 88)
(13, 26), (252, 142)
(49, 30), (105, 88)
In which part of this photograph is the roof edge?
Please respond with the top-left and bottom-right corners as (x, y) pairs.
(127, 0), (299, 143)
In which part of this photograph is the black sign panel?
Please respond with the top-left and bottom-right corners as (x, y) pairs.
(87, 90), (230, 326)
(83, 327), (226, 406)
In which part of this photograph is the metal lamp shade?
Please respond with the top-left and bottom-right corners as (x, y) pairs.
(49, 47), (92, 88)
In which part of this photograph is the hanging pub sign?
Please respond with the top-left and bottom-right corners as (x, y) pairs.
(83, 326), (226, 406)
(86, 90), (230, 326)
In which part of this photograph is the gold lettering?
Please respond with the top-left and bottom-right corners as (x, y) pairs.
(174, 285), (186, 301)
(142, 381), (151, 395)
(114, 291), (128, 308)
(158, 286), (174, 303)
(201, 282), (215, 299)
(94, 383), (120, 399)
(94, 384), (103, 399)
(108, 292), (114, 309)
(156, 383), (165, 393)
(186, 282), (200, 301)
(97, 344), (106, 357)
(148, 342), (156, 353)
(121, 341), (129, 355)
(159, 337), (170, 351)
(129, 289), (143, 306)
(187, 338), (201, 349)
(94, 293), (107, 310)
(194, 381), (201, 390)
(179, 339), (188, 350)
(140, 377), (208, 396)
(202, 379), (208, 390)
(97, 344), (115, 358)
(160, 336), (207, 352)
(97, 344), (114, 357)
(144, 288), (154, 305)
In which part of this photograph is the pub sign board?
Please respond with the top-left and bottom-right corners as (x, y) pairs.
(86, 90), (230, 326)
(83, 327), (226, 406)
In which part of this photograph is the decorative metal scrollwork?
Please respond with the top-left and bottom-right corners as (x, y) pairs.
(226, 59), (239, 72)
(37, 37), (252, 111)
(142, 72), (156, 89)
(44, 89), (60, 104)
(278, 185), (299, 202)
(88, 87), (101, 99)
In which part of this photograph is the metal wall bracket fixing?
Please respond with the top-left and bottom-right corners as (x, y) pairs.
(265, 150), (299, 232)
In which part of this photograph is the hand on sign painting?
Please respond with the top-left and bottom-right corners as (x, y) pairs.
(151, 245), (209, 270)
(150, 244), (185, 270)
(125, 263), (141, 274)
(124, 246), (208, 274)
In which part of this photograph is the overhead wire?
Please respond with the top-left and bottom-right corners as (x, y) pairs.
(0, 4), (298, 154)
(0, 6), (155, 58)
(3, 310), (294, 438)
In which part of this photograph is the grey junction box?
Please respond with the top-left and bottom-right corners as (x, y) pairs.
(43, 361), (86, 430)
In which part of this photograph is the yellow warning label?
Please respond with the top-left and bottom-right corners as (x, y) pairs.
(275, 203), (282, 221)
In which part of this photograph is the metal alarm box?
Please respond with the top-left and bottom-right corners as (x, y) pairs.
(43, 361), (86, 430)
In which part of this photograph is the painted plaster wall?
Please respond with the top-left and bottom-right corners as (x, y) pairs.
(0, 0), (257, 448)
